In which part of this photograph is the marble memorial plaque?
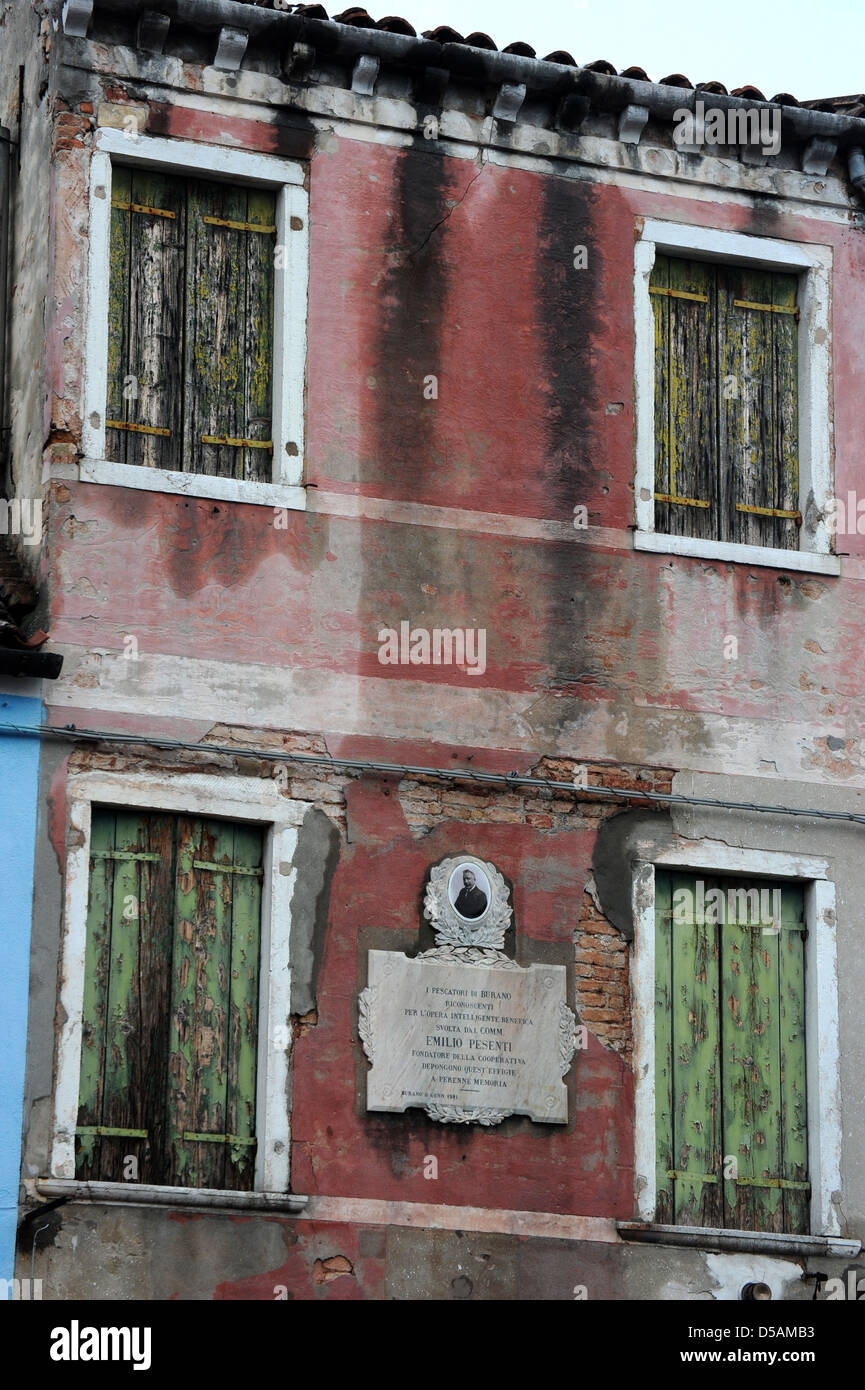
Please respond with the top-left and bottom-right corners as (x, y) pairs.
(358, 854), (578, 1126)
(359, 951), (575, 1124)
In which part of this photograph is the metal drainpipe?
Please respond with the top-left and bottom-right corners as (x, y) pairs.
(848, 147), (865, 198)
(0, 126), (11, 480)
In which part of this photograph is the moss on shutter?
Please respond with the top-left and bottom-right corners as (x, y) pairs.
(106, 170), (275, 480)
(652, 257), (799, 549)
(655, 872), (808, 1235)
(77, 811), (262, 1190)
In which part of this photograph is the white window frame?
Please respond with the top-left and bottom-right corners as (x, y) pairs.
(51, 768), (305, 1195)
(81, 130), (308, 510)
(633, 218), (838, 576)
(631, 841), (842, 1237)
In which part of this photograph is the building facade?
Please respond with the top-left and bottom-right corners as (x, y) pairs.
(3, 0), (865, 1299)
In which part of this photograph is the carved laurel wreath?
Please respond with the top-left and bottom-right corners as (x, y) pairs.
(423, 855), (513, 949)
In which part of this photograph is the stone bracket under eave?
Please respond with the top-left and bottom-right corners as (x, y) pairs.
(214, 25), (249, 73)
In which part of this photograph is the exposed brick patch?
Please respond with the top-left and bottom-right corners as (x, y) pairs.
(397, 756), (673, 835)
(576, 879), (631, 1059)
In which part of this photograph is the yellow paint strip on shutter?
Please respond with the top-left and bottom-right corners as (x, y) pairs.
(735, 503), (802, 522)
(202, 215), (277, 233)
(654, 493), (710, 508)
(111, 200), (177, 219)
(733, 298), (800, 322)
(649, 287), (709, 303)
(106, 420), (172, 437)
(200, 435), (273, 450)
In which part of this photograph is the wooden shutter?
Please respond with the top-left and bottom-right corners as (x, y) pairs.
(76, 809), (176, 1183)
(106, 169), (186, 468)
(77, 811), (262, 1190)
(651, 257), (799, 549)
(182, 181), (276, 482)
(720, 883), (808, 1233)
(106, 171), (275, 480)
(651, 256), (718, 542)
(718, 267), (799, 550)
(655, 872), (808, 1234)
(166, 817), (263, 1191)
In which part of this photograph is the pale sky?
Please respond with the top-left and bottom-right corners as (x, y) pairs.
(387, 0), (865, 104)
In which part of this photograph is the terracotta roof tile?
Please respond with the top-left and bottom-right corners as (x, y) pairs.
(219, 4), (864, 108)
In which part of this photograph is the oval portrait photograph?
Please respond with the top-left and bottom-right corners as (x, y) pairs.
(447, 861), (491, 921)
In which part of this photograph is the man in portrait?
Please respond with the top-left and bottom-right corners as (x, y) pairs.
(453, 867), (487, 919)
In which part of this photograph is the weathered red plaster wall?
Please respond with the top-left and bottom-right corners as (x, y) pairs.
(43, 118), (865, 783)
(288, 777), (633, 1217)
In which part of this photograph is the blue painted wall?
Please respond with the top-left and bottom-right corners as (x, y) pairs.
(0, 694), (41, 1282)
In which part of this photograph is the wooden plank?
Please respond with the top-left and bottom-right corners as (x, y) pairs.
(719, 265), (776, 548)
(166, 816), (199, 1187)
(136, 813), (176, 1186)
(75, 810), (116, 1179)
(654, 870), (675, 1224)
(651, 254), (673, 542)
(106, 169), (132, 466)
(125, 169), (186, 470)
(778, 886), (809, 1234)
(670, 872), (722, 1227)
(668, 259), (717, 542)
(98, 812), (146, 1183)
(187, 818), (235, 1190)
(242, 188), (276, 483)
(183, 180), (249, 479)
(770, 272), (800, 553)
(224, 823), (262, 1190)
(720, 883), (784, 1232)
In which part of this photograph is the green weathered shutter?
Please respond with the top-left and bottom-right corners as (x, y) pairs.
(77, 811), (262, 1190)
(182, 181), (276, 482)
(721, 883), (807, 1233)
(106, 169), (186, 468)
(655, 871), (723, 1227)
(76, 809), (175, 1183)
(655, 873), (808, 1235)
(166, 817), (262, 1191)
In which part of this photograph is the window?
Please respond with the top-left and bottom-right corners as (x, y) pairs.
(654, 871), (808, 1235)
(82, 131), (308, 510)
(633, 219), (837, 575)
(631, 847), (841, 1241)
(106, 169), (277, 481)
(75, 808), (263, 1190)
(651, 256), (799, 552)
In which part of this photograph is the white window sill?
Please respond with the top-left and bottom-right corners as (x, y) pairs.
(617, 1222), (861, 1259)
(80, 458), (306, 511)
(36, 1177), (308, 1215)
(634, 530), (840, 576)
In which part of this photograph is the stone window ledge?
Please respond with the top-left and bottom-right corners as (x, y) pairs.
(634, 531), (841, 576)
(617, 1221), (861, 1260)
(35, 1178), (309, 1216)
